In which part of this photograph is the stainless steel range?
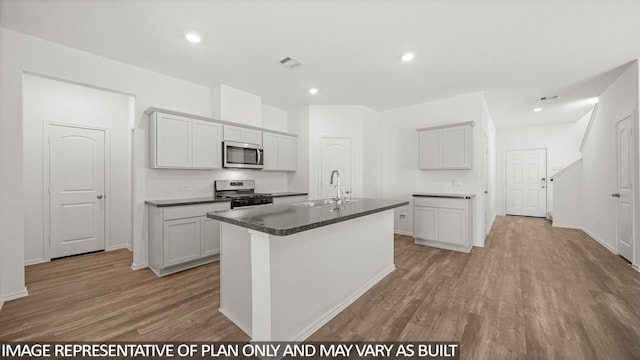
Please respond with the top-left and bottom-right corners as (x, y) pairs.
(214, 180), (273, 208)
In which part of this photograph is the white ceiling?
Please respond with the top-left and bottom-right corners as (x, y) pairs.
(1, 0), (639, 128)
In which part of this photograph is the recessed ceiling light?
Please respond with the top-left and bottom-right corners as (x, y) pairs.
(401, 52), (416, 62)
(533, 107), (543, 112)
(185, 33), (201, 43)
(308, 88), (319, 95)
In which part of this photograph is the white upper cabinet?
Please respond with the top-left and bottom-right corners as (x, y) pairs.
(417, 122), (473, 170)
(262, 132), (279, 170)
(192, 120), (222, 169)
(279, 135), (296, 171)
(150, 112), (222, 169)
(154, 113), (191, 168)
(262, 131), (297, 172)
(223, 124), (262, 145)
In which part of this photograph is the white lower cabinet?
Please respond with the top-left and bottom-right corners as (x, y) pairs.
(201, 217), (221, 257)
(413, 195), (473, 253)
(163, 217), (202, 267)
(149, 202), (230, 276)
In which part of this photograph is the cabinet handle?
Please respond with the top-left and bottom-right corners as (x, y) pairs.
(612, 193), (621, 198)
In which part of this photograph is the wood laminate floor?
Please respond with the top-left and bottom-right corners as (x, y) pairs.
(2, 216), (640, 359)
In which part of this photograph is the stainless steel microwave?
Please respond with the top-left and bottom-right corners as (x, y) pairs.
(223, 141), (264, 169)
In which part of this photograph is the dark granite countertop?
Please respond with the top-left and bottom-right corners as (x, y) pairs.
(145, 196), (231, 207)
(270, 192), (308, 198)
(207, 198), (408, 236)
(413, 193), (476, 199)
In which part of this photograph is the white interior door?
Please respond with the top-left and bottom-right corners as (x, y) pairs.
(49, 125), (106, 258)
(483, 132), (490, 237)
(615, 115), (634, 262)
(320, 137), (351, 199)
(505, 149), (547, 217)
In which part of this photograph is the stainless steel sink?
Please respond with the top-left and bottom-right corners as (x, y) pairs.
(291, 198), (360, 208)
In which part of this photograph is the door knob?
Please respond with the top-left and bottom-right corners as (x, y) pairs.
(611, 193), (621, 198)
(97, 195), (103, 199)
(484, 191), (488, 194)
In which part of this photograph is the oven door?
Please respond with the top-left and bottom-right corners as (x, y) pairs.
(223, 141), (264, 169)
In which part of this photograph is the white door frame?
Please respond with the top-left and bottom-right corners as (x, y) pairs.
(318, 136), (353, 198)
(483, 132), (489, 238)
(614, 113), (636, 265)
(502, 147), (549, 217)
(43, 122), (111, 261)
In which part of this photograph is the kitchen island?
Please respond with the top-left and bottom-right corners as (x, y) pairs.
(206, 198), (408, 341)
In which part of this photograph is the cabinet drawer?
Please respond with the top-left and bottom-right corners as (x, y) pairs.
(414, 197), (466, 209)
(163, 202), (230, 220)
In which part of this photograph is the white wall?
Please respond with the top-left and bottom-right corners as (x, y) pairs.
(262, 104), (288, 132)
(363, 107), (383, 198)
(307, 105), (366, 199)
(23, 74), (135, 263)
(551, 159), (583, 229)
(481, 95), (497, 233)
(287, 106), (310, 193)
(0, 26), (8, 305)
(378, 92), (490, 246)
(0, 28), (295, 300)
(496, 119), (586, 215)
(581, 61), (638, 258)
(213, 84), (262, 127)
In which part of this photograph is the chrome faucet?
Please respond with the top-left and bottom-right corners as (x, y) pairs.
(329, 170), (343, 203)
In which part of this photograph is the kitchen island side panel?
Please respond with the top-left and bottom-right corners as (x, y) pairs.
(267, 209), (394, 341)
(217, 209), (395, 341)
(219, 223), (253, 336)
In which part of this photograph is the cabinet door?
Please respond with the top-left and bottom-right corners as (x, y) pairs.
(223, 125), (243, 142)
(192, 120), (221, 169)
(163, 217), (201, 267)
(414, 206), (438, 241)
(419, 130), (440, 170)
(155, 114), (192, 167)
(438, 208), (466, 245)
(279, 136), (297, 171)
(262, 132), (279, 170)
(441, 126), (471, 169)
(201, 217), (221, 257)
(243, 129), (262, 145)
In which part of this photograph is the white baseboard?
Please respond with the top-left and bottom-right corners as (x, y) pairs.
(131, 262), (148, 271)
(24, 258), (50, 266)
(109, 244), (131, 251)
(633, 264), (640, 273)
(552, 223), (583, 230)
(1, 287), (29, 306)
(219, 307), (252, 337)
(292, 265), (396, 342)
(581, 227), (617, 254)
(394, 230), (413, 236)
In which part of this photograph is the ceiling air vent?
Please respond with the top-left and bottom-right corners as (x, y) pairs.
(540, 95), (559, 101)
(279, 56), (303, 70)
